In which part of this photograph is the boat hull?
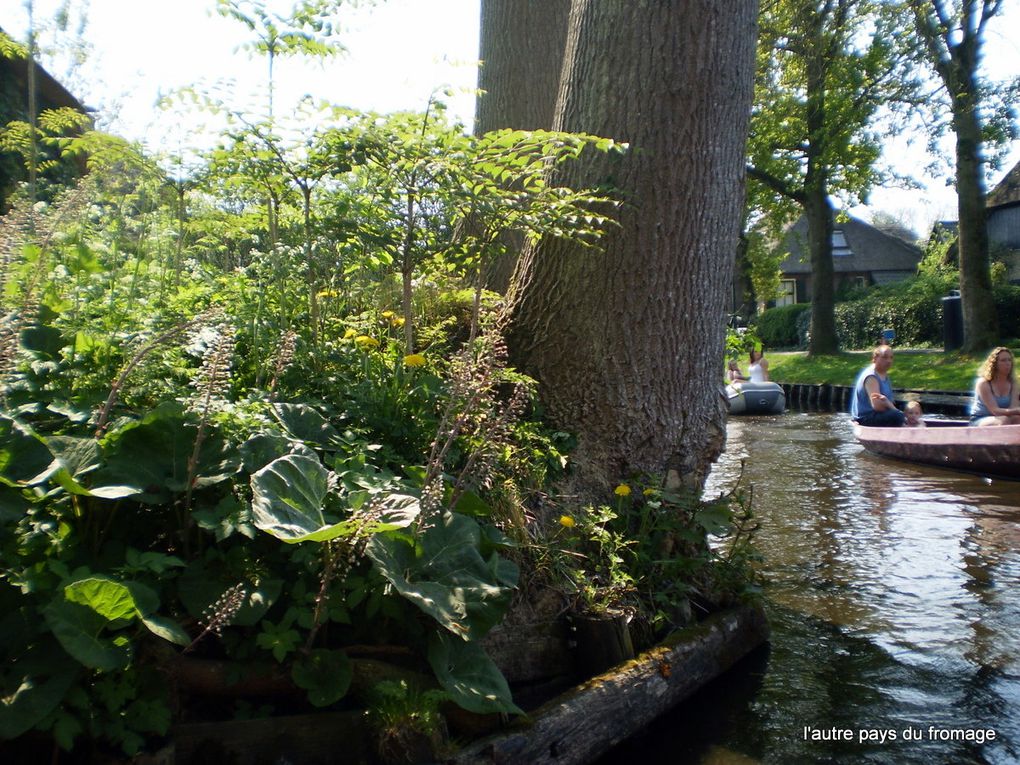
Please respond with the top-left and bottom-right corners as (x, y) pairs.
(853, 420), (1020, 480)
(726, 382), (786, 415)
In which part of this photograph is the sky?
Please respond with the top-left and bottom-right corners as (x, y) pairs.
(4, 0), (1020, 238)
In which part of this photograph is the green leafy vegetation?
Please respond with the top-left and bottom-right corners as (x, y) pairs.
(0, 60), (757, 761)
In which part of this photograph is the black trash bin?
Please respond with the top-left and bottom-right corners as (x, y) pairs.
(942, 291), (963, 352)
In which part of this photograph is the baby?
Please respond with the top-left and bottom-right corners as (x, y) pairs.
(904, 400), (925, 427)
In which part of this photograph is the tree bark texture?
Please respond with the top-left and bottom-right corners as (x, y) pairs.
(910, 0), (1000, 352)
(504, 0), (758, 496)
(475, 0), (571, 291)
(475, 0), (571, 135)
(950, 52), (998, 351)
(804, 8), (839, 355)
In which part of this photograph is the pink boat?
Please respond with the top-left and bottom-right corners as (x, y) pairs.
(853, 420), (1020, 481)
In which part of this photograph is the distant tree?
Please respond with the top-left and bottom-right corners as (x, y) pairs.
(870, 210), (918, 244)
(746, 0), (911, 355)
(504, 0), (758, 496)
(905, 0), (1015, 352)
(216, 0), (347, 119)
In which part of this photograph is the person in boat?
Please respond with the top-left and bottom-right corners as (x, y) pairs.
(727, 359), (748, 383)
(970, 346), (1020, 426)
(850, 344), (906, 427)
(748, 348), (769, 382)
(904, 400), (925, 427)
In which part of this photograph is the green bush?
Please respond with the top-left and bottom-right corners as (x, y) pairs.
(994, 284), (1020, 342)
(832, 277), (1020, 350)
(753, 303), (811, 349)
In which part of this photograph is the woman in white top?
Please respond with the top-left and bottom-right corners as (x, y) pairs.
(748, 348), (769, 382)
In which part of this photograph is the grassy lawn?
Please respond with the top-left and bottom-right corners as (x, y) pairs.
(766, 349), (989, 392)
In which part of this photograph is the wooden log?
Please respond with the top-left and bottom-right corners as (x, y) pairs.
(445, 603), (769, 765)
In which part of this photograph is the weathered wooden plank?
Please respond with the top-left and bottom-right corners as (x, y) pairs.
(445, 603), (769, 765)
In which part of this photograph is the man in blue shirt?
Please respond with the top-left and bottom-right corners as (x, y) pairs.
(850, 344), (906, 426)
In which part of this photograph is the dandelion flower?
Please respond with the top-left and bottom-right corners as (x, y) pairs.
(559, 515), (575, 528)
(343, 328), (357, 339)
(392, 316), (406, 328)
(381, 310), (395, 319)
(643, 488), (657, 497)
(403, 353), (426, 367)
(354, 335), (379, 349)
(614, 484), (631, 497)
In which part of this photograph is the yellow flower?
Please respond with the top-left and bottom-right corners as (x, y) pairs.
(343, 328), (357, 339)
(403, 353), (426, 368)
(317, 289), (338, 298)
(381, 310), (395, 319)
(354, 335), (379, 349)
(614, 484), (631, 497)
(392, 316), (406, 328)
(559, 515), (575, 528)
(643, 488), (657, 497)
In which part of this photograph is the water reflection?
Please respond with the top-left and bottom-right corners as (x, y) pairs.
(602, 412), (1020, 765)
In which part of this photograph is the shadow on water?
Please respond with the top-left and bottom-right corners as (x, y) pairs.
(599, 412), (1020, 765)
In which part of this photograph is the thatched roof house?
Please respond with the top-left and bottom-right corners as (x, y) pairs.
(773, 213), (922, 306)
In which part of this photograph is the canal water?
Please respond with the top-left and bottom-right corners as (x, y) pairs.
(602, 411), (1020, 765)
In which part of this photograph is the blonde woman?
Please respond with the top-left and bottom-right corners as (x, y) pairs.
(970, 347), (1020, 426)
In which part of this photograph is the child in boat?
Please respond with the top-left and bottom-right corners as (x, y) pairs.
(904, 400), (925, 427)
(727, 360), (748, 383)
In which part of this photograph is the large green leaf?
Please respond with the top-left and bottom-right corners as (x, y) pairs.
(42, 598), (132, 671)
(0, 483), (30, 522)
(64, 577), (138, 622)
(251, 455), (420, 543)
(44, 435), (139, 500)
(0, 415), (53, 486)
(291, 649), (352, 707)
(271, 403), (341, 449)
(250, 454), (331, 541)
(367, 512), (518, 640)
(239, 431), (316, 474)
(42, 577), (171, 669)
(94, 403), (241, 503)
(0, 640), (79, 739)
(427, 631), (521, 715)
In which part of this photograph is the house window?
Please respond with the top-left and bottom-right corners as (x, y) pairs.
(832, 229), (852, 256)
(852, 276), (866, 289)
(776, 279), (796, 307)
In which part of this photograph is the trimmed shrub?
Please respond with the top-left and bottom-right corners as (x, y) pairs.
(832, 278), (1020, 350)
(994, 284), (1020, 342)
(753, 303), (811, 349)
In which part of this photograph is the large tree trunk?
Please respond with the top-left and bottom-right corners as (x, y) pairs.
(805, 190), (837, 355)
(804, 22), (839, 356)
(951, 49), (998, 352)
(909, 0), (1000, 353)
(475, 1), (572, 292)
(504, 0), (758, 498)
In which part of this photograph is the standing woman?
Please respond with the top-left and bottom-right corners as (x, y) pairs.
(970, 347), (1020, 426)
(748, 348), (769, 382)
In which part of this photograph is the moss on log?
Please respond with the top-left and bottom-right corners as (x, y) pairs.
(445, 602), (769, 765)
